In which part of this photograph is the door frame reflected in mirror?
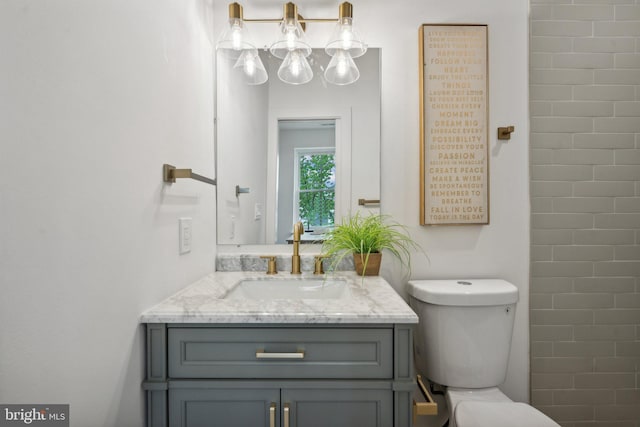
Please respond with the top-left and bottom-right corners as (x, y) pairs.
(278, 121), (337, 244)
(267, 110), (352, 244)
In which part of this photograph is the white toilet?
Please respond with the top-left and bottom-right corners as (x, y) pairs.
(407, 279), (559, 427)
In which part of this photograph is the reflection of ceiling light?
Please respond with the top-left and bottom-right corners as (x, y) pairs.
(278, 50), (314, 85)
(233, 49), (268, 85)
(324, 49), (359, 86)
(216, 2), (367, 86)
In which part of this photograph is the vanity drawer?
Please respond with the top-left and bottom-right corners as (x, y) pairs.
(168, 327), (393, 379)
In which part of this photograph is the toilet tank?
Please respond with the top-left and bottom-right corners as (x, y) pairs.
(407, 279), (518, 389)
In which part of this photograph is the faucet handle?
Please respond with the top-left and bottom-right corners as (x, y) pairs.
(313, 255), (328, 275)
(260, 255), (278, 275)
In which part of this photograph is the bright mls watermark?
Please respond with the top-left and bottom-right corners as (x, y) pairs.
(0, 405), (68, 426)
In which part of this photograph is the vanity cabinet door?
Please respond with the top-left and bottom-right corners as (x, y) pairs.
(281, 387), (392, 427)
(168, 383), (391, 427)
(169, 386), (280, 427)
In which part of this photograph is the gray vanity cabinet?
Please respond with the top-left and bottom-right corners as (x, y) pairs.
(144, 324), (415, 427)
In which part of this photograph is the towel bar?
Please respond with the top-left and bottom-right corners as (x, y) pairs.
(358, 198), (380, 206)
(163, 164), (216, 186)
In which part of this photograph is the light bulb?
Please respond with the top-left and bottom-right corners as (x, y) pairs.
(231, 23), (243, 51)
(339, 22), (354, 50)
(244, 56), (256, 75)
(290, 58), (301, 76)
(336, 55), (348, 76)
(285, 23), (298, 51)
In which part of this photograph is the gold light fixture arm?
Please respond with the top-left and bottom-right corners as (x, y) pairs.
(229, 2), (243, 19)
(339, 2), (353, 19)
(237, 1), (354, 24)
(283, 2), (297, 20)
(163, 164), (216, 186)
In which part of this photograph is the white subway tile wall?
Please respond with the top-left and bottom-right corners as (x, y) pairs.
(530, 1), (640, 426)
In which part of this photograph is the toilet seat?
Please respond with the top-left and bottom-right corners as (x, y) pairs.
(445, 387), (560, 427)
(455, 401), (559, 427)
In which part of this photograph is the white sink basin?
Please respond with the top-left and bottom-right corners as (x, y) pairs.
(224, 277), (350, 300)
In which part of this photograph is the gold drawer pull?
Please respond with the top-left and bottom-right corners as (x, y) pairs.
(269, 402), (276, 427)
(256, 350), (305, 359)
(413, 374), (438, 423)
(283, 403), (290, 427)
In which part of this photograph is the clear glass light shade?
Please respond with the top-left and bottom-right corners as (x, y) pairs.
(233, 49), (268, 85)
(277, 50), (313, 85)
(325, 17), (367, 58)
(324, 50), (359, 85)
(269, 19), (312, 60)
(216, 18), (255, 60)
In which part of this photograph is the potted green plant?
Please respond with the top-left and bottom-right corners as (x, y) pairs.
(322, 212), (423, 277)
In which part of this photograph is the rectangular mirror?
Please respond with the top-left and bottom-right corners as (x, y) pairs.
(216, 48), (381, 246)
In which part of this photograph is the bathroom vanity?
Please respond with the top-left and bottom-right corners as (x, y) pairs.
(141, 271), (418, 427)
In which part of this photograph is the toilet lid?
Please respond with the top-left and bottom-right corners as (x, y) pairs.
(455, 402), (559, 427)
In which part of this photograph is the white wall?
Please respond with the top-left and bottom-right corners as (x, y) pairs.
(364, 0), (530, 402)
(214, 0), (530, 402)
(0, 1), (216, 426)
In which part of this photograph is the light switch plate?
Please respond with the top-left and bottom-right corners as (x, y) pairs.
(179, 217), (192, 254)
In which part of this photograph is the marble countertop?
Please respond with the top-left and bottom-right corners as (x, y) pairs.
(140, 271), (418, 324)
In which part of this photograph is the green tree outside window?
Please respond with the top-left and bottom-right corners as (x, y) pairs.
(298, 153), (335, 228)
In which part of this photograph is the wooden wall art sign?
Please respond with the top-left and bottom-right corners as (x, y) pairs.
(419, 24), (489, 225)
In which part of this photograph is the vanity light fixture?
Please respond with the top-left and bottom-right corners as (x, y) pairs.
(216, 1), (367, 85)
(216, 3), (255, 59)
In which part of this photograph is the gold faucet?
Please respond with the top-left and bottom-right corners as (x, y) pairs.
(291, 221), (304, 274)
